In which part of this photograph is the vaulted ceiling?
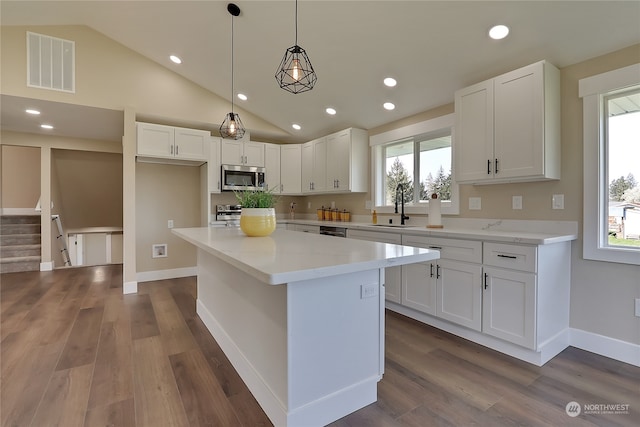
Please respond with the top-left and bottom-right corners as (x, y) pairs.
(2, 1), (639, 143)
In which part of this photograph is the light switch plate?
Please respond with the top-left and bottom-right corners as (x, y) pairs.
(168, 219), (174, 229)
(552, 194), (565, 210)
(469, 197), (481, 210)
(512, 196), (523, 210)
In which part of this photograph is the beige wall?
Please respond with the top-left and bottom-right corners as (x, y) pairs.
(135, 162), (201, 273)
(1, 145), (40, 208)
(0, 25), (287, 141)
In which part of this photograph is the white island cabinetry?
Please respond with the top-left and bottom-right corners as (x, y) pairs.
(172, 227), (438, 427)
(347, 229), (402, 303)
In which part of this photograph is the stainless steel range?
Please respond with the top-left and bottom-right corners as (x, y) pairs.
(216, 204), (242, 226)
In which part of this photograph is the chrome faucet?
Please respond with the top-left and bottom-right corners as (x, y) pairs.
(394, 183), (410, 225)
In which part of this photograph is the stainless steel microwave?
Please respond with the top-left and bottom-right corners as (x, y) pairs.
(221, 164), (266, 191)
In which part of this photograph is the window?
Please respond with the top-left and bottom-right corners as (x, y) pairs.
(371, 114), (458, 215)
(580, 64), (640, 265)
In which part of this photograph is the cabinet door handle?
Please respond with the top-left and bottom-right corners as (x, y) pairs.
(176, 145), (179, 155)
(281, 184), (284, 192)
(171, 145), (174, 155)
(436, 264), (441, 279)
(497, 254), (517, 259)
(430, 263), (434, 278)
(484, 272), (488, 289)
(495, 158), (499, 174)
(487, 159), (491, 174)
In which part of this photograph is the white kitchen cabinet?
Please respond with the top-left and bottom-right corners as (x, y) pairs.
(280, 144), (302, 195)
(455, 60), (560, 184)
(482, 266), (536, 348)
(208, 137), (221, 193)
(481, 242), (570, 351)
(221, 140), (265, 167)
(137, 122), (209, 162)
(291, 224), (319, 234)
(346, 229), (402, 303)
(401, 235), (482, 330)
(326, 128), (368, 193)
(301, 137), (327, 193)
(264, 143), (281, 193)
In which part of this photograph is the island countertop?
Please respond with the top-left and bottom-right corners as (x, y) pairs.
(172, 227), (440, 285)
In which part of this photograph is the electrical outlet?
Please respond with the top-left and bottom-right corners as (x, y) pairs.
(635, 299), (640, 317)
(365, 200), (372, 210)
(552, 194), (564, 210)
(307, 202), (311, 209)
(361, 283), (378, 299)
(168, 219), (174, 229)
(512, 195), (523, 210)
(469, 197), (481, 210)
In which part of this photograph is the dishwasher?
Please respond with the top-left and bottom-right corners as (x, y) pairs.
(319, 225), (347, 238)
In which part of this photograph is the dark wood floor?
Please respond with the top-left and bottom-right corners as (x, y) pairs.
(1, 265), (638, 427)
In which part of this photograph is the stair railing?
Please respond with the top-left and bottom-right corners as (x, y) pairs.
(52, 215), (72, 266)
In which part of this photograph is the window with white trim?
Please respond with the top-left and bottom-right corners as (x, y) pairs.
(371, 114), (459, 215)
(580, 64), (640, 265)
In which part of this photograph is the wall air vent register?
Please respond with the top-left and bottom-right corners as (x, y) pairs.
(27, 31), (75, 93)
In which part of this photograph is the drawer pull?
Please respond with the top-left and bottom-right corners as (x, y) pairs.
(428, 246), (442, 250)
(497, 254), (517, 259)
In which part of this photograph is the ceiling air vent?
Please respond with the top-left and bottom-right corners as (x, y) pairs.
(27, 31), (75, 93)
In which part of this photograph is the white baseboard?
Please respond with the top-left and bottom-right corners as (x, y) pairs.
(570, 328), (640, 367)
(39, 261), (54, 271)
(1, 208), (39, 216)
(136, 266), (197, 283)
(123, 281), (138, 294)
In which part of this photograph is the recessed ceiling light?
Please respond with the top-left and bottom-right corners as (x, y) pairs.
(237, 93), (248, 101)
(489, 25), (509, 40)
(383, 102), (395, 111)
(25, 109), (41, 115)
(383, 77), (397, 87)
(292, 124), (301, 130)
(325, 107), (337, 115)
(40, 124), (54, 129)
(169, 55), (182, 64)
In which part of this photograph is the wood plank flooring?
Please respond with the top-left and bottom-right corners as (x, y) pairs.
(1, 264), (638, 427)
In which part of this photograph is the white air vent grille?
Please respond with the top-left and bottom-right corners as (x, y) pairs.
(27, 31), (75, 93)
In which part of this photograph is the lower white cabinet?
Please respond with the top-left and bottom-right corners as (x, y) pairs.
(482, 266), (536, 348)
(346, 229), (402, 303)
(401, 235), (483, 330)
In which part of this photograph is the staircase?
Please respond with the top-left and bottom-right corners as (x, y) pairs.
(1, 215), (41, 273)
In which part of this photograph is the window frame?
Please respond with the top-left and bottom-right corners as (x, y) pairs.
(580, 63), (640, 265)
(370, 113), (459, 215)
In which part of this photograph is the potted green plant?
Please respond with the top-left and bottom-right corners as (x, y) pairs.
(235, 188), (279, 236)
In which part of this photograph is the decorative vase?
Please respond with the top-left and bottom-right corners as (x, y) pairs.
(240, 208), (276, 237)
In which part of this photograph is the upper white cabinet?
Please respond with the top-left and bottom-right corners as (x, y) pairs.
(137, 122), (209, 162)
(264, 143), (281, 193)
(302, 128), (368, 194)
(455, 60), (560, 184)
(280, 144), (302, 195)
(326, 128), (368, 193)
(208, 137), (222, 193)
(301, 137), (327, 193)
(221, 140), (265, 167)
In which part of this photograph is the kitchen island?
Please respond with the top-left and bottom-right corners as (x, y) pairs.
(172, 227), (439, 427)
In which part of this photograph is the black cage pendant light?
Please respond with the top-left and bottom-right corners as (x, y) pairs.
(275, 0), (317, 94)
(220, 3), (246, 139)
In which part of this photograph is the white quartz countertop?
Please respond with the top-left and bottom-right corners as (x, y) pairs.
(283, 220), (578, 245)
(172, 227), (440, 285)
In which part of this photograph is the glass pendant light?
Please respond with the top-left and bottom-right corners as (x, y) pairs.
(275, 0), (317, 94)
(220, 3), (246, 139)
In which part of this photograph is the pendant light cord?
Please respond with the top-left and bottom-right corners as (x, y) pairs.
(231, 14), (235, 114)
(294, 0), (298, 46)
